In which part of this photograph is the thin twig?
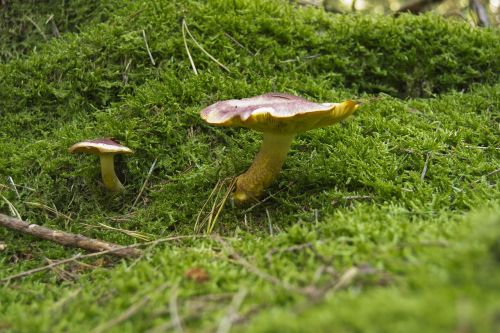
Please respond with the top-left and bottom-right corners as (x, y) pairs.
(0, 195), (22, 219)
(92, 283), (169, 333)
(0, 235), (204, 284)
(46, 14), (60, 37)
(421, 152), (432, 181)
(24, 15), (47, 40)
(195, 179), (223, 232)
(207, 179), (236, 234)
(122, 58), (132, 84)
(474, 168), (500, 183)
(223, 32), (255, 56)
(265, 209), (273, 236)
(195, 178), (235, 234)
(280, 54), (321, 63)
(7, 176), (20, 199)
(169, 282), (184, 333)
(0, 213), (142, 258)
(464, 145), (500, 150)
(51, 288), (82, 313)
(96, 222), (152, 241)
(44, 257), (78, 281)
(26, 201), (73, 221)
(182, 19), (198, 75)
(331, 267), (359, 292)
(213, 235), (304, 295)
(242, 183), (293, 213)
(145, 294), (230, 333)
(331, 195), (372, 206)
(1, 253), (83, 284)
(216, 287), (248, 333)
(265, 242), (314, 261)
(132, 158), (157, 209)
(142, 29), (156, 65)
(182, 19), (231, 73)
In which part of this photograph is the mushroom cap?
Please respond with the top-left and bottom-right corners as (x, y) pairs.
(68, 138), (133, 155)
(200, 93), (358, 134)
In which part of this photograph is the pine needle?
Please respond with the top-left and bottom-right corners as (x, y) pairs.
(182, 19), (231, 73)
(182, 19), (198, 75)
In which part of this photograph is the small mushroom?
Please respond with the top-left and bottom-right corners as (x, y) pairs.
(201, 93), (358, 204)
(69, 138), (133, 192)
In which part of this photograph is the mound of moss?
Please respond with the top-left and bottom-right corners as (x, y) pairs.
(0, 0), (123, 62)
(0, 0), (499, 332)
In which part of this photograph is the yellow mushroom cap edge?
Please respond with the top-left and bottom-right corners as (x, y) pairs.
(200, 93), (358, 134)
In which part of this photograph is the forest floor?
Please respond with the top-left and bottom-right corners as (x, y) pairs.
(1, 1), (499, 332)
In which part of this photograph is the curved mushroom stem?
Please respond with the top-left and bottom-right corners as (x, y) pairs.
(99, 154), (125, 192)
(234, 132), (295, 204)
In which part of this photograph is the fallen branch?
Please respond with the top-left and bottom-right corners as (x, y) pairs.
(0, 213), (142, 258)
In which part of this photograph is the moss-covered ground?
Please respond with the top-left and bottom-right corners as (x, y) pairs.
(1, 0), (499, 332)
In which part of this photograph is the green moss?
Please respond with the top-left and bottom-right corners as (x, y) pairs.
(243, 207), (500, 333)
(0, 0), (125, 63)
(0, 0), (499, 332)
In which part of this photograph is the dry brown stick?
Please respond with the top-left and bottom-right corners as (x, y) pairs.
(0, 213), (142, 258)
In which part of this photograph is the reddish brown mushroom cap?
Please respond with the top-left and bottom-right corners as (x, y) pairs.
(201, 93), (358, 134)
(68, 138), (133, 155)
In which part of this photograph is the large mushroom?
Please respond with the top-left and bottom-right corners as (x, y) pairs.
(69, 138), (133, 192)
(201, 93), (359, 204)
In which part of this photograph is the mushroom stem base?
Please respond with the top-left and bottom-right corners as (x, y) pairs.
(234, 132), (294, 204)
(100, 154), (124, 192)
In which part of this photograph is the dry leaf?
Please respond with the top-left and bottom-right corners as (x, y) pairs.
(185, 267), (210, 283)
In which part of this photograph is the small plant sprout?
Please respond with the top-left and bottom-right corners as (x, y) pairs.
(69, 138), (133, 192)
(201, 93), (359, 204)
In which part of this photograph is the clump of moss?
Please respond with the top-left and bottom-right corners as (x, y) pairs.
(1, 0), (499, 122)
(0, 0), (498, 332)
(0, 0), (123, 62)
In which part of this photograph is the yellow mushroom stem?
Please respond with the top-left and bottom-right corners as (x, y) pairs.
(99, 154), (124, 192)
(234, 132), (295, 203)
